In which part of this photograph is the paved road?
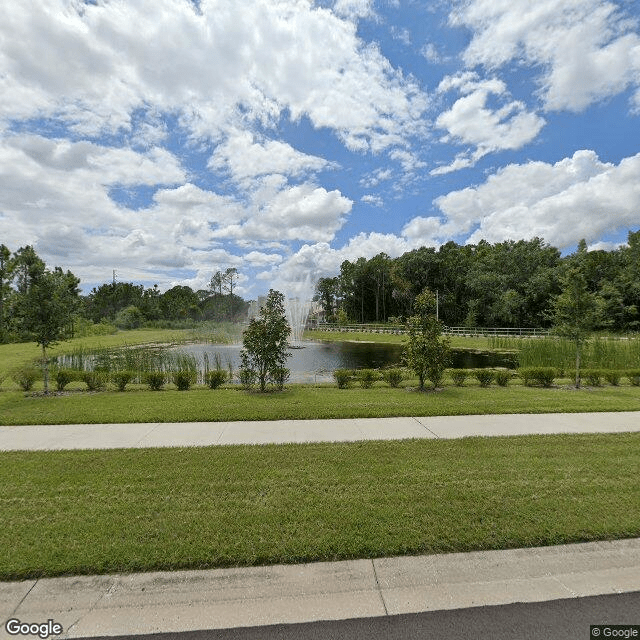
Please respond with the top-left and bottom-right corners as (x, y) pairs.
(1, 411), (639, 450)
(75, 592), (640, 640)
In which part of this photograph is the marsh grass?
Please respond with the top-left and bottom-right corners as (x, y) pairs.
(489, 336), (640, 370)
(1, 433), (638, 580)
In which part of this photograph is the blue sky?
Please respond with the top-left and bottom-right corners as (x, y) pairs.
(1, 0), (639, 299)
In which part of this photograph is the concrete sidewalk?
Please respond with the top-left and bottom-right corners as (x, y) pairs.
(2, 539), (639, 638)
(1, 411), (639, 450)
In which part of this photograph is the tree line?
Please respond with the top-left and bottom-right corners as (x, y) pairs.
(315, 231), (640, 331)
(0, 244), (250, 344)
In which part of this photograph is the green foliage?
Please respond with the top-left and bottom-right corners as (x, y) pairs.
(627, 370), (640, 386)
(238, 368), (256, 390)
(551, 263), (604, 388)
(450, 369), (468, 387)
(240, 289), (291, 392)
(518, 367), (556, 387)
(473, 369), (494, 387)
(81, 371), (107, 391)
(54, 369), (76, 391)
(112, 370), (135, 392)
(333, 369), (353, 389)
(12, 368), (39, 391)
(143, 371), (166, 391)
(271, 367), (290, 391)
(205, 369), (228, 389)
(583, 369), (603, 387)
(114, 305), (144, 329)
(403, 288), (451, 390)
(172, 370), (197, 391)
(382, 368), (404, 388)
(604, 370), (621, 386)
(494, 370), (511, 387)
(357, 369), (378, 389)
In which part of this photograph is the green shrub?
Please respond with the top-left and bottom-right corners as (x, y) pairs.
(172, 370), (197, 391)
(382, 368), (404, 388)
(271, 367), (290, 390)
(626, 369), (640, 386)
(81, 371), (107, 391)
(205, 369), (228, 389)
(114, 305), (144, 329)
(238, 368), (256, 390)
(450, 369), (468, 387)
(494, 370), (511, 387)
(358, 369), (378, 389)
(55, 369), (76, 391)
(474, 369), (494, 387)
(584, 369), (603, 386)
(518, 367), (555, 387)
(603, 370), (621, 386)
(144, 371), (166, 391)
(112, 370), (135, 392)
(333, 369), (353, 389)
(12, 368), (40, 391)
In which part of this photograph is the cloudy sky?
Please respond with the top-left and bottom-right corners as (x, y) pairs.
(1, 0), (639, 298)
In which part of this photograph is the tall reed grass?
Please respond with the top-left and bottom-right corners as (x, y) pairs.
(53, 343), (239, 385)
(489, 336), (640, 370)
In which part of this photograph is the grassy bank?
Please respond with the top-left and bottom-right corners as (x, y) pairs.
(0, 329), (193, 381)
(1, 433), (637, 580)
(1, 382), (639, 425)
(304, 329), (494, 350)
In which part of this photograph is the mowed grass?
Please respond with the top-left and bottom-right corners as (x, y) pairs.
(1, 433), (638, 580)
(1, 383), (640, 425)
(304, 329), (494, 350)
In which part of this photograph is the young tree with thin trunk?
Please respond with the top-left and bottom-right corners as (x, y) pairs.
(403, 288), (451, 390)
(551, 265), (602, 388)
(16, 267), (80, 393)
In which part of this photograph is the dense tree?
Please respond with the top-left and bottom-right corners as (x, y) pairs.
(240, 289), (291, 392)
(160, 285), (201, 320)
(14, 266), (80, 392)
(0, 244), (14, 341)
(314, 276), (340, 322)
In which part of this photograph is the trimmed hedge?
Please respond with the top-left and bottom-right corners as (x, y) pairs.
(358, 369), (379, 389)
(333, 369), (353, 389)
(474, 369), (494, 387)
(518, 367), (556, 387)
(382, 368), (405, 388)
(205, 370), (228, 389)
(144, 371), (166, 391)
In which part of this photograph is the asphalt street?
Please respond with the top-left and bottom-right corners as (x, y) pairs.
(75, 592), (640, 640)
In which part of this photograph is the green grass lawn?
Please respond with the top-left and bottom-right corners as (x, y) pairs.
(1, 433), (638, 580)
(1, 382), (639, 425)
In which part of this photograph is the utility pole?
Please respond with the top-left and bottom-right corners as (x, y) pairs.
(436, 289), (439, 321)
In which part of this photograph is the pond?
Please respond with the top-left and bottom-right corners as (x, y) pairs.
(174, 341), (517, 383)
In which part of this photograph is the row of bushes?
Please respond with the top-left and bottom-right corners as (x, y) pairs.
(7, 366), (640, 393)
(517, 367), (640, 388)
(333, 367), (640, 389)
(7, 368), (230, 392)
